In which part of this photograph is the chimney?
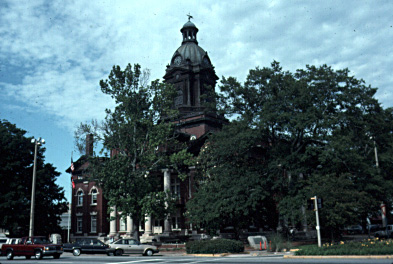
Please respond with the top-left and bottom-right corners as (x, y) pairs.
(86, 134), (94, 156)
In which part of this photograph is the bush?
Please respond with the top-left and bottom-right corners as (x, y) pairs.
(186, 239), (244, 254)
(268, 233), (292, 252)
(295, 238), (393, 255)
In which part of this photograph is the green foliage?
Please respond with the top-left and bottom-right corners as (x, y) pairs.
(190, 61), (393, 241)
(295, 238), (393, 255)
(0, 120), (67, 236)
(186, 239), (244, 254)
(75, 63), (194, 231)
(186, 121), (278, 237)
(267, 233), (291, 252)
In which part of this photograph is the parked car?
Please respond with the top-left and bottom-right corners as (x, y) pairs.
(345, 225), (363, 235)
(63, 238), (109, 256)
(0, 237), (21, 255)
(6, 238), (21, 245)
(107, 238), (159, 256)
(1, 236), (63, 260)
(0, 236), (8, 252)
(374, 225), (393, 238)
(366, 224), (380, 233)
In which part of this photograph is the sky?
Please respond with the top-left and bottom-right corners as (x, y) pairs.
(1, 0), (392, 201)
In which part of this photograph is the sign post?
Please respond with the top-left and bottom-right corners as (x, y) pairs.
(311, 196), (322, 247)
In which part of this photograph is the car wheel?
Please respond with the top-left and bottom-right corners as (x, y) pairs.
(73, 248), (81, 256)
(6, 250), (14, 260)
(35, 250), (43, 260)
(114, 249), (123, 256)
(54, 253), (61, 259)
(145, 249), (154, 256)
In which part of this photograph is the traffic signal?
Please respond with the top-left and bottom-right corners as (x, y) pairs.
(308, 197), (323, 210)
(317, 198), (323, 209)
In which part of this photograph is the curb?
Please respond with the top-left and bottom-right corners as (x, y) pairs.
(187, 253), (230, 257)
(284, 255), (393, 259)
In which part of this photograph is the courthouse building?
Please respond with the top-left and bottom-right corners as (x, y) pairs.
(67, 18), (226, 241)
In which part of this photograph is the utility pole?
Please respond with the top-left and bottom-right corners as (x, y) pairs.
(29, 137), (45, 237)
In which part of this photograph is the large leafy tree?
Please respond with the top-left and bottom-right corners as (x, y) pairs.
(75, 64), (193, 238)
(190, 61), (393, 240)
(0, 120), (67, 237)
(187, 121), (277, 237)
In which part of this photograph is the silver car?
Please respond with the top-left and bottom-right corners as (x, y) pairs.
(107, 238), (159, 256)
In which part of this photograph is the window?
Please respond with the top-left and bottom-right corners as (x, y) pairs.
(114, 240), (123, 245)
(91, 215), (97, 233)
(77, 216), (83, 233)
(91, 188), (97, 205)
(172, 217), (179, 230)
(119, 217), (126, 231)
(171, 177), (180, 199)
(77, 190), (84, 206)
(128, 239), (137, 245)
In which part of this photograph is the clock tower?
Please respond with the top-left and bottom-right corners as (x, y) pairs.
(164, 17), (226, 139)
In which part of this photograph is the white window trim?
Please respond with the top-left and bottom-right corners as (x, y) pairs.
(90, 215), (97, 233)
(89, 187), (99, 205)
(75, 188), (84, 207)
(76, 216), (83, 233)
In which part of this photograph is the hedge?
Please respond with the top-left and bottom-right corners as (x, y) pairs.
(186, 239), (244, 254)
(295, 239), (393, 255)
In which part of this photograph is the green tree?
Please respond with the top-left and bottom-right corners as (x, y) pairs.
(187, 121), (277, 237)
(192, 61), (393, 240)
(0, 120), (67, 237)
(75, 64), (193, 238)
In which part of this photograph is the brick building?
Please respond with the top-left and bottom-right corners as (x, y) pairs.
(67, 18), (226, 242)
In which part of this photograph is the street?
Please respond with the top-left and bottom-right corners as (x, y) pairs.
(1, 253), (393, 264)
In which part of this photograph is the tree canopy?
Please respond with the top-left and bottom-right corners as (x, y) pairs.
(75, 64), (193, 237)
(187, 61), (393, 240)
(0, 119), (67, 237)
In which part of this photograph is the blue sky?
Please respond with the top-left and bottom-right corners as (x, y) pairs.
(1, 0), (392, 201)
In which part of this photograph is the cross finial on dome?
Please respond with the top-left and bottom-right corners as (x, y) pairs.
(187, 13), (193, 21)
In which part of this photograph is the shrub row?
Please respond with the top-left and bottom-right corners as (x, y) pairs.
(186, 239), (244, 254)
(295, 239), (393, 255)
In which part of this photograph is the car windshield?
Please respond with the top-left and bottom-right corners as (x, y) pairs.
(33, 237), (51, 244)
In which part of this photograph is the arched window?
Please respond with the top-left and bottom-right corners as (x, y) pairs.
(91, 188), (98, 205)
(77, 190), (84, 206)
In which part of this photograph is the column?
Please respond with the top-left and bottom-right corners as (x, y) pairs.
(126, 215), (134, 237)
(163, 169), (172, 235)
(144, 215), (152, 235)
(109, 206), (117, 237)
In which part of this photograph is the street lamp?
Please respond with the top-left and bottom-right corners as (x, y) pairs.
(29, 137), (45, 237)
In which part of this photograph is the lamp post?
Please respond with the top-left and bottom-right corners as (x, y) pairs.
(29, 137), (45, 237)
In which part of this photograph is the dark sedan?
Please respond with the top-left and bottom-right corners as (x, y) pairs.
(63, 238), (109, 256)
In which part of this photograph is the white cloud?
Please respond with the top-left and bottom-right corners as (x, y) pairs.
(1, 0), (393, 138)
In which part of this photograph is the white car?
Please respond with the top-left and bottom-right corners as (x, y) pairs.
(108, 238), (159, 256)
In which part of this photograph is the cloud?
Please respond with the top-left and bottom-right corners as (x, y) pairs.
(1, 0), (393, 139)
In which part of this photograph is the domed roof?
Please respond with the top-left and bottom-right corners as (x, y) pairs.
(182, 20), (196, 29)
(173, 42), (207, 65)
(169, 18), (213, 67)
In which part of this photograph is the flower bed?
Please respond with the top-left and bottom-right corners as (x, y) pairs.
(295, 238), (393, 255)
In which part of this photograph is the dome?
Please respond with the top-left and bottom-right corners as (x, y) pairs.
(172, 42), (207, 65)
(169, 18), (213, 67)
(182, 20), (196, 29)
